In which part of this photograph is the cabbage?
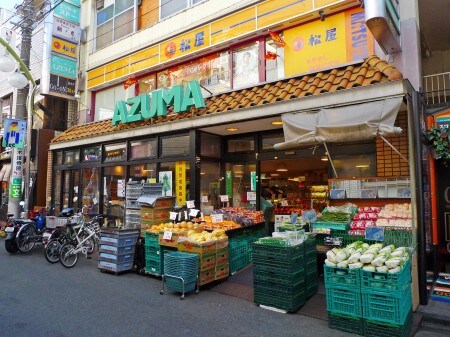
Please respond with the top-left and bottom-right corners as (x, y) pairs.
(360, 253), (375, 264)
(379, 245), (395, 254)
(362, 243), (370, 249)
(348, 262), (363, 269)
(385, 258), (403, 269)
(332, 248), (341, 255)
(394, 247), (407, 254)
(371, 255), (387, 267)
(345, 247), (356, 256)
(366, 248), (379, 255)
(347, 252), (362, 264)
(363, 265), (376, 271)
(326, 250), (337, 263)
(337, 261), (349, 268)
(325, 259), (336, 267)
(390, 250), (404, 258)
(369, 243), (383, 250)
(388, 266), (401, 273)
(335, 250), (348, 262)
(376, 266), (389, 273)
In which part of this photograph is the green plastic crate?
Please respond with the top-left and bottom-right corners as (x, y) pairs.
(324, 265), (361, 290)
(254, 288), (305, 312)
(364, 310), (412, 337)
(254, 279), (305, 294)
(229, 256), (251, 274)
(144, 244), (161, 259)
(329, 312), (365, 336)
(306, 281), (318, 299)
(311, 221), (350, 231)
(145, 256), (162, 275)
(253, 268), (304, 286)
(144, 231), (159, 242)
(361, 260), (411, 296)
(383, 229), (415, 248)
(326, 287), (363, 317)
(252, 254), (304, 270)
(253, 261), (305, 276)
(305, 258), (317, 273)
(252, 241), (304, 259)
(362, 286), (412, 325)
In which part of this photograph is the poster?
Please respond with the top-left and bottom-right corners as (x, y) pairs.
(159, 171), (173, 197)
(233, 47), (259, 88)
(2, 119), (26, 148)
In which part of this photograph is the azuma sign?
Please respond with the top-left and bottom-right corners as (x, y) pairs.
(112, 80), (206, 126)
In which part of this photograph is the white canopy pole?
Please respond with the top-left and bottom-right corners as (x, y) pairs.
(379, 136), (409, 164)
(323, 142), (338, 178)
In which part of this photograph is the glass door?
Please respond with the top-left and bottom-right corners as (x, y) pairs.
(104, 166), (126, 226)
(62, 170), (80, 210)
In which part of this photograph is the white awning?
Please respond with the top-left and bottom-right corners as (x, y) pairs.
(0, 164), (11, 182)
(274, 97), (403, 150)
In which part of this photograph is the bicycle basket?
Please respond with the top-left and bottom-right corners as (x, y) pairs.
(46, 216), (69, 229)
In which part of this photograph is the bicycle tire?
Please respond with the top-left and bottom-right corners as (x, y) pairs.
(59, 242), (78, 268)
(17, 225), (36, 253)
(45, 239), (62, 263)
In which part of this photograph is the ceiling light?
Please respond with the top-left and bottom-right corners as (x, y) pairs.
(226, 127), (239, 132)
(270, 173), (279, 177)
(355, 165), (370, 168)
(321, 156), (328, 161)
(271, 121), (283, 125)
(276, 162), (288, 172)
(200, 172), (205, 175)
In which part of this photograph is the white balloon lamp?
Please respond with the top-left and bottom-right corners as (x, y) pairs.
(0, 56), (16, 72)
(8, 72), (28, 89)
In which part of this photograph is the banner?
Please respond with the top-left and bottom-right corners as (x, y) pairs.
(175, 161), (186, 205)
(2, 118), (26, 148)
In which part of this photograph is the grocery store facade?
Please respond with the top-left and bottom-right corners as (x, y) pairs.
(48, 0), (428, 305)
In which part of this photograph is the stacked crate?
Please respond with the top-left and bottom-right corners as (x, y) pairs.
(228, 229), (265, 274)
(98, 228), (140, 274)
(305, 236), (318, 299)
(325, 260), (412, 336)
(178, 238), (229, 285)
(252, 241), (306, 312)
(125, 182), (143, 229)
(163, 251), (199, 296)
(144, 232), (163, 275)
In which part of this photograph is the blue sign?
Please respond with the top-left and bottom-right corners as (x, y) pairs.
(365, 227), (385, 241)
(64, 0), (81, 7)
(2, 118), (26, 148)
(54, 1), (80, 24)
(302, 209), (317, 223)
(329, 189), (346, 199)
(50, 54), (77, 79)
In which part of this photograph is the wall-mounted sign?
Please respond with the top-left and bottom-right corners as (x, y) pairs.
(52, 36), (78, 59)
(437, 115), (450, 130)
(112, 80), (206, 125)
(49, 74), (76, 97)
(53, 17), (81, 43)
(54, 1), (80, 24)
(64, 0), (81, 6)
(50, 54), (77, 78)
(0, 27), (16, 56)
(2, 119), (26, 148)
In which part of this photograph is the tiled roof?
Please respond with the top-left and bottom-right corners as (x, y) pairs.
(52, 55), (402, 144)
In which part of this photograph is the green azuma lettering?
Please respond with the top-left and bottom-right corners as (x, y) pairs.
(112, 80), (206, 126)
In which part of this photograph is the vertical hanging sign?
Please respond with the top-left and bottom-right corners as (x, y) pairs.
(2, 119), (26, 149)
(175, 161), (186, 206)
(251, 171), (257, 191)
(225, 171), (233, 198)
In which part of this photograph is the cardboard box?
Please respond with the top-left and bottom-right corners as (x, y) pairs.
(199, 267), (215, 286)
(158, 231), (180, 247)
(215, 264), (229, 280)
(216, 248), (229, 267)
(216, 238), (229, 250)
(178, 240), (216, 254)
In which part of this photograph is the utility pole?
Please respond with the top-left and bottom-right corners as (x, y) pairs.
(7, 0), (34, 218)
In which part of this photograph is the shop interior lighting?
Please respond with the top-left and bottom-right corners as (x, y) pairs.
(226, 127), (239, 132)
(321, 155), (329, 161)
(271, 121), (283, 125)
(270, 173), (279, 177)
(355, 165), (370, 168)
(276, 162), (288, 172)
(200, 172), (206, 175)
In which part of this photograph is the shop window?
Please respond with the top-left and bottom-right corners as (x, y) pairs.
(81, 168), (99, 216)
(129, 163), (157, 183)
(55, 151), (63, 165)
(53, 170), (62, 214)
(83, 147), (101, 161)
(159, 161), (190, 206)
(64, 150), (79, 164)
(261, 132), (285, 151)
(227, 136), (255, 153)
(130, 139), (157, 159)
(104, 143), (127, 162)
(265, 36), (285, 82)
(164, 52), (230, 95)
(94, 84), (135, 121)
(161, 135), (190, 157)
(138, 74), (157, 94)
(225, 163), (257, 210)
(332, 154), (377, 178)
(160, 0), (205, 19)
(95, 0), (135, 50)
(200, 162), (220, 214)
(232, 42), (260, 89)
(104, 166), (126, 226)
(200, 133), (221, 158)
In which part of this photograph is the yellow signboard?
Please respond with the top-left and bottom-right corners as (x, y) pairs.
(284, 7), (373, 76)
(160, 25), (210, 63)
(51, 36), (78, 59)
(211, 7), (256, 45)
(175, 161), (187, 206)
(257, 0), (313, 29)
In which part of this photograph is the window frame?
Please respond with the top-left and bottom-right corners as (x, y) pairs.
(159, 0), (206, 20)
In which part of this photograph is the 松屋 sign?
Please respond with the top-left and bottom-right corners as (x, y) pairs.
(112, 81), (206, 125)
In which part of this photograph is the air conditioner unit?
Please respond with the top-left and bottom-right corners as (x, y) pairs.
(96, 0), (104, 10)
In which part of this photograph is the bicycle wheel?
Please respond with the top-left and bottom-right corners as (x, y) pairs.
(17, 225), (36, 253)
(59, 242), (78, 268)
(83, 236), (95, 255)
(45, 239), (62, 263)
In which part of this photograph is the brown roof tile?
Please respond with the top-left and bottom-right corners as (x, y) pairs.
(52, 56), (403, 144)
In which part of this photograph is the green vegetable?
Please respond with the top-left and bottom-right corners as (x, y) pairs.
(349, 262), (363, 269)
(376, 266), (389, 273)
(360, 253), (375, 264)
(325, 259), (336, 267)
(363, 265), (376, 271)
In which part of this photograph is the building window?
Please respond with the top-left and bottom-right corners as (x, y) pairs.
(83, 147), (102, 161)
(96, 0), (135, 50)
(200, 132), (221, 158)
(94, 84), (135, 121)
(265, 36), (285, 82)
(261, 132), (285, 151)
(64, 150), (79, 164)
(227, 136), (255, 153)
(104, 143), (127, 162)
(130, 139), (157, 159)
(232, 42), (260, 89)
(138, 74), (157, 94)
(160, 0), (205, 20)
(161, 134), (190, 157)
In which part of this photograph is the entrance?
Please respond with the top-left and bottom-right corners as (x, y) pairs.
(104, 166), (126, 226)
(62, 170), (79, 209)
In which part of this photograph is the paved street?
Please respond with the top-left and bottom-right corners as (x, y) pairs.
(0, 241), (443, 337)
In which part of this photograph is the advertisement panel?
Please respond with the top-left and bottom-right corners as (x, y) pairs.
(52, 36), (78, 59)
(52, 17), (81, 43)
(50, 54), (77, 79)
(54, 1), (80, 24)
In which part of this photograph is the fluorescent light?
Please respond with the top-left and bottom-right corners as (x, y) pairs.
(200, 172), (206, 175)
(226, 127), (239, 132)
(355, 165), (370, 168)
(271, 121), (283, 125)
(270, 173), (279, 177)
(276, 163), (288, 172)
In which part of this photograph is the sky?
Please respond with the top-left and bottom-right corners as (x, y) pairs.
(0, 0), (21, 11)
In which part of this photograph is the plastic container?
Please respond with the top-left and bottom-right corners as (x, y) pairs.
(324, 265), (361, 290)
(361, 260), (411, 296)
(99, 244), (135, 255)
(253, 268), (304, 286)
(326, 287), (363, 317)
(364, 310), (412, 337)
(254, 288), (305, 312)
(100, 236), (138, 247)
(329, 312), (365, 335)
(99, 252), (134, 264)
(98, 260), (133, 273)
(145, 257), (162, 275)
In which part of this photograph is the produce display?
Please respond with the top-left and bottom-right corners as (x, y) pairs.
(202, 216), (241, 231)
(325, 242), (410, 273)
(184, 229), (228, 244)
(274, 206), (302, 215)
(211, 207), (264, 225)
(316, 204), (357, 224)
(376, 203), (412, 228)
(145, 221), (205, 235)
(349, 207), (381, 235)
(310, 185), (328, 199)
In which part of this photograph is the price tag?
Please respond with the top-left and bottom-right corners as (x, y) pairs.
(186, 200), (195, 208)
(92, 197), (98, 205)
(189, 209), (199, 217)
(220, 195), (229, 202)
(247, 191), (256, 201)
(184, 211), (188, 220)
(163, 231), (173, 240)
(211, 214), (224, 223)
(201, 195), (208, 203)
(169, 212), (178, 221)
(281, 200), (289, 207)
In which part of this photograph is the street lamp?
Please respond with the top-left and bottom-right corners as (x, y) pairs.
(0, 37), (36, 218)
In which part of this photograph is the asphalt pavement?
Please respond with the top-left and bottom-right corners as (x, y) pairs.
(0, 241), (444, 337)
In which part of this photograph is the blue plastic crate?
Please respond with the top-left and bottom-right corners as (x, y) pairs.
(99, 252), (134, 264)
(99, 244), (135, 255)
